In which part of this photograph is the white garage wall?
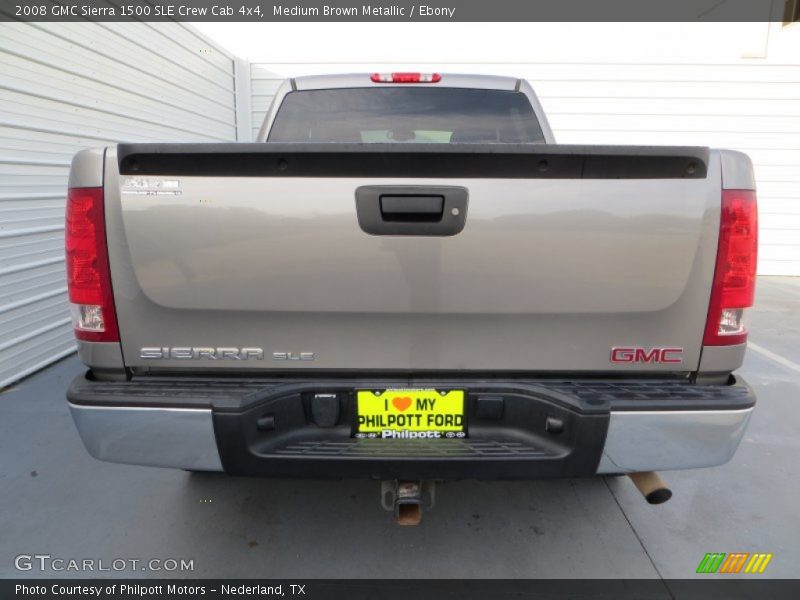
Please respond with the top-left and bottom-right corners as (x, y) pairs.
(249, 61), (800, 277)
(0, 23), (241, 388)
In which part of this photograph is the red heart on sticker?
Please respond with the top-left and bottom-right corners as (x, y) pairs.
(392, 396), (412, 411)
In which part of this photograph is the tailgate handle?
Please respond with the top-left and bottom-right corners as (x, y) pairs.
(356, 186), (468, 236)
(380, 195), (444, 222)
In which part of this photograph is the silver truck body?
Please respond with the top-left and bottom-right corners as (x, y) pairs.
(66, 74), (756, 480)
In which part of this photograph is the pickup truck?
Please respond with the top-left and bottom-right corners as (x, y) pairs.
(66, 73), (757, 521)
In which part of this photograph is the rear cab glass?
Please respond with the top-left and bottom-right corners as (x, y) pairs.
(267, 88), (545, 143)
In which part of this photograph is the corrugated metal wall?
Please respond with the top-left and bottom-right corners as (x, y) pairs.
(0, 23), (241, 388)
(249, 62), (800, 277)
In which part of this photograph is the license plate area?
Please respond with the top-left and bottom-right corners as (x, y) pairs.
(355, 389), (466, 439)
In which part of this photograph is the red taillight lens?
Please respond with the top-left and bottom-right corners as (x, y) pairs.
(65, 187), (119, 342)
(370, 72), (442, 83)
(703, 189), (758, 346)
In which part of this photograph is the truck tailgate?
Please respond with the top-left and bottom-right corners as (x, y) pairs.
(106, 143), (718, 373)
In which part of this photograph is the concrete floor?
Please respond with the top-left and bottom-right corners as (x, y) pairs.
(1, 276), (798, 580)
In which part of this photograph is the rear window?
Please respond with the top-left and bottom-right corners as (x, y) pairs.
(267, 88), (545, 144)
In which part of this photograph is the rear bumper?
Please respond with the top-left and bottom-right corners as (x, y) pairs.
(69, 404), (224, 472)
(67, 375), (755, 478)
(596, 408), (752, 473)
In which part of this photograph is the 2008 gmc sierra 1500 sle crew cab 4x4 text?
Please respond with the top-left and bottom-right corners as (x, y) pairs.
(65, 73), (757, 522)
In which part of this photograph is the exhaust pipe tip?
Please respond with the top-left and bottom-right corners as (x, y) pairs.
(627, 471), (672, 505)
(644, 487), (673, 505)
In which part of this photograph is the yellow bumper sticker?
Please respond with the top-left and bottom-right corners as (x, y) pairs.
(356, 389), (465, 439)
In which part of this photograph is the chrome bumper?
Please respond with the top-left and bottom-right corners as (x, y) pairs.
(596, 407), (753, 473)
(68, 402), (753, 475)
(68, 404), (223, 471)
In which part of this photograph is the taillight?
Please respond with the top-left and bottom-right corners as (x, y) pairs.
(370, 72), (442, 83)
(703, 189), (758, 346)
(65, 187), (119, 342)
